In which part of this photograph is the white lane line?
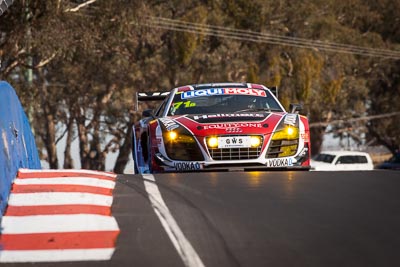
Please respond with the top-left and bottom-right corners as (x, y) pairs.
(142, 174), (205, 267)
(8, 192), (113, 206)
(1, 214), (119, 234)
(14, 177), (116, 189)
(0, 248), (116, 262)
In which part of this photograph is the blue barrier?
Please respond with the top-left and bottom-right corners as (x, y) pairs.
(0, 81), (41, 216)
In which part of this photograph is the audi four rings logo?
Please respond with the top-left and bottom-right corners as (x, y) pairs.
(225, 127), (242, 133)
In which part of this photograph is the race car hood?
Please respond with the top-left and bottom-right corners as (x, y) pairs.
(159, 112), (291, 136)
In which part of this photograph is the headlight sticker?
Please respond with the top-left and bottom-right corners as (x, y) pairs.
(284, 114), (297, 126)
(159, 118), (180, 131)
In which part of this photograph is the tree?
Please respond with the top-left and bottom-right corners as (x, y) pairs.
(367, 61), (400, 154)
(2, 0), (399, 171)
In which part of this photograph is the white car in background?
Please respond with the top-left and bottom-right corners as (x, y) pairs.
(311, 151), (374, 171)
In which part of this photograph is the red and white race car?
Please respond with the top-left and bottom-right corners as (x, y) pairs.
(132, 83), (311, 173)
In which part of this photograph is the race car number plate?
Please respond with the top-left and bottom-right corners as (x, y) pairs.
(218, 136), (251, 148)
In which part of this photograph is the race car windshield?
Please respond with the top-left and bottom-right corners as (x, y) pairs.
(168, 89), (283, 115)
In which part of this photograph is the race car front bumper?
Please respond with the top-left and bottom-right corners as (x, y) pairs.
(154, 151), (310, 172)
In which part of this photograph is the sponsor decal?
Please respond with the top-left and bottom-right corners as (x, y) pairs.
(224, 88), (266, 96)
(284, 114), (297, 126)
(225, 127), (242, 133)
(181, 88), (266, 99)
(174, 162), (202, 171)
(193, 113), (264, 120)
(266, 158), (294, 167)
(203, 123), (262, 130)
(159, 118), (180, 131)
(300, 133), (310, 141)
(173, 100), (196, 109)
(218, 136), (251, 148)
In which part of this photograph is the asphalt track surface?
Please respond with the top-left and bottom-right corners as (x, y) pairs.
(4, 170), (400, 267)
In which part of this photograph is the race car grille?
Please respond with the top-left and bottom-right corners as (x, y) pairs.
(266, 139), (299, 158)
(208, 147), (262, 160)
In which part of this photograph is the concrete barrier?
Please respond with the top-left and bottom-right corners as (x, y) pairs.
(0, 81), (41, 215)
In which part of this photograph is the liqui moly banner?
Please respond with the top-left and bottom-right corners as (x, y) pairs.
(181, 88), (266, 99)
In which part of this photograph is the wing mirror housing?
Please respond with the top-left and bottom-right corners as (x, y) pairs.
(289, 103), (302, 114)
(142, 109), (156, 119)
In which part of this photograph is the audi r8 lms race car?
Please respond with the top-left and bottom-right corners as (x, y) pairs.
(132, 83), (311, 173)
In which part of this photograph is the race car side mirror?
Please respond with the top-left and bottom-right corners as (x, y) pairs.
(142, 109), (156, 119)
(269, 86), (278, 98)
(289, 103), (302, 114)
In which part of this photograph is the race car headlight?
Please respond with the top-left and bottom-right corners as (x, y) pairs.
(165, 131), (195, 144)
(168, 131), (178, 141)
(207, 136), (218, 148)
(164, 133), (197, 147)
(271, 125), (299, 141)
(250, 136), (262, 148)
(267, 125), (299, 158)
(162, 128), (204, 161)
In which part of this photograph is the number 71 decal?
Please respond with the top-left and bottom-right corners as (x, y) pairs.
(173, 101), (196, 109)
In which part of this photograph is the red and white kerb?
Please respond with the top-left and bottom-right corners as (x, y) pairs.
(0, 169), (120, 263)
